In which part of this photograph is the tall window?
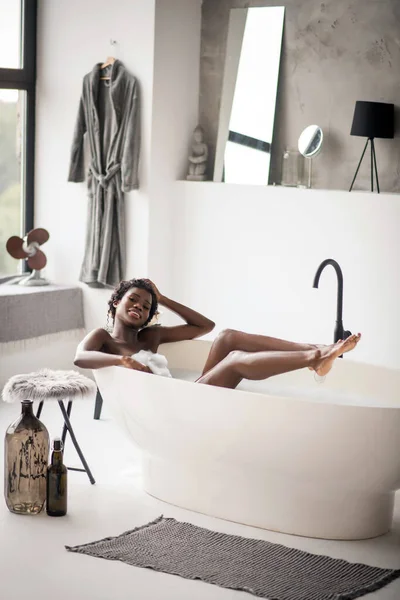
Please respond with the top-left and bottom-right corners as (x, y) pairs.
(0, 1), (36, 276)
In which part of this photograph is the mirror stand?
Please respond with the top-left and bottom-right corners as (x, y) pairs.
(298, 125), (324, 189)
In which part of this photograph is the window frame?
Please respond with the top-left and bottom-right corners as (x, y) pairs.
(0, 0), (37, 256)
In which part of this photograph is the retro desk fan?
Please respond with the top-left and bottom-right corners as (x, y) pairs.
(6, 227), (50, 286)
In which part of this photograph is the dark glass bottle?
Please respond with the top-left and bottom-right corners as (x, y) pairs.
(4, 399), (49, 515)
(46, 438), (68, 517)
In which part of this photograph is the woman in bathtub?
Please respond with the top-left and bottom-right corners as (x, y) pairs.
(74, 278), (361, 389)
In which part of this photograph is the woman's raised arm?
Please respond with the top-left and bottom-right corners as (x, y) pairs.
(143, 279), (215, 344)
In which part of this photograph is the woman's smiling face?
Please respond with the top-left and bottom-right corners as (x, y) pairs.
(114, 286), (153, 328)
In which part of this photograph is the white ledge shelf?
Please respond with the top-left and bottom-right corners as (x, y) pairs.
(175, 179), (400, 198)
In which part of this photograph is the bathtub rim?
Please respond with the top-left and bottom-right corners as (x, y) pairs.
(94, 362), (400, 411)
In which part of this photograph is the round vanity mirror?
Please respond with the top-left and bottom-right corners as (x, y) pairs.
(298, 125), (324, 158)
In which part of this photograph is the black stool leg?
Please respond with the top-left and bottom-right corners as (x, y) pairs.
(93, 389), (103, 420)
(61, 400), (73, 447)
(58, 401), (96, 485)
(36, 401), (44, 419)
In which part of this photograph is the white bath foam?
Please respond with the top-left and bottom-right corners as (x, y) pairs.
(170, 367), (380, 407)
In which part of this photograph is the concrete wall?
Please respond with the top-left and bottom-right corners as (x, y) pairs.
(200, 0), (400, 192)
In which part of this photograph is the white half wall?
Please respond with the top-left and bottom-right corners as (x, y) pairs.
(172, 183), (400, 370)
(0, 330), (88, 389)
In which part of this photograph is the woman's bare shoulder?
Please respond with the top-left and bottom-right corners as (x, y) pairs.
(78, 327), (111, 350)
(87, 327), (111, 341)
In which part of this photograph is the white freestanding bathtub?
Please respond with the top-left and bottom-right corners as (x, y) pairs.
(93, 339), (400, 540)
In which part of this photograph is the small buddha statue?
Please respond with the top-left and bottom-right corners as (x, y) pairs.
(186, 125), (208, 181)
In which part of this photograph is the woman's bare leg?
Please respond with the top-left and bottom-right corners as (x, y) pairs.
(201, 328), (324, 375)
(196, 334), (361, 390)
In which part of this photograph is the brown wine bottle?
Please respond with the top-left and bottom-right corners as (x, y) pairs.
(46, 438), (67, 517)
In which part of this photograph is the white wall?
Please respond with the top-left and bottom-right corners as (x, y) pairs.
(148, 0), (202, 307)
(172, 182), (400, 370)
(35, 0), (157, 332)
(35, 0), (201, 331)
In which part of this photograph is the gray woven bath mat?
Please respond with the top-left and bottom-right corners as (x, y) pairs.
(66, 515), (400, 600)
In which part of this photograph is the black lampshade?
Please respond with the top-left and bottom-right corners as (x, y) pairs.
(350, 101), (394, 139)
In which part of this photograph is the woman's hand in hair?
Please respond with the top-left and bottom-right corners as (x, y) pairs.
(142, 279), (162, 302)
(139, 279), (215, 345)
(120, 356), (153, 373)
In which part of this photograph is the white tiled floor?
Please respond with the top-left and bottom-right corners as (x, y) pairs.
(0, 399), (399, 600)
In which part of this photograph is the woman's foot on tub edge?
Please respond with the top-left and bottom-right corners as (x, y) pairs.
(313, 333), (362, 377)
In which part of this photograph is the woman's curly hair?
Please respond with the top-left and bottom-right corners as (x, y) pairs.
(107, 279), (158, 327)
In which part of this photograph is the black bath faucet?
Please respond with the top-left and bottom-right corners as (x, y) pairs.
(313, 258), (352, 346)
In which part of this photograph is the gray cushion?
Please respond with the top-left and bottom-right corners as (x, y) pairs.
(2, 369), (96, 403)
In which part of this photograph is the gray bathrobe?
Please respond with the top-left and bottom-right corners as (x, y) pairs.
(68, 60), (140, 287)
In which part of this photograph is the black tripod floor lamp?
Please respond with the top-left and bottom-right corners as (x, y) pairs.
(349, 101), (394, 193)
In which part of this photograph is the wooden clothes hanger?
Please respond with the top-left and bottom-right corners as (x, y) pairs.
(100, 56), (116, 80)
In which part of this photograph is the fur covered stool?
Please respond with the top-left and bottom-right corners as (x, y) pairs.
(2, 369), (97, 484)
